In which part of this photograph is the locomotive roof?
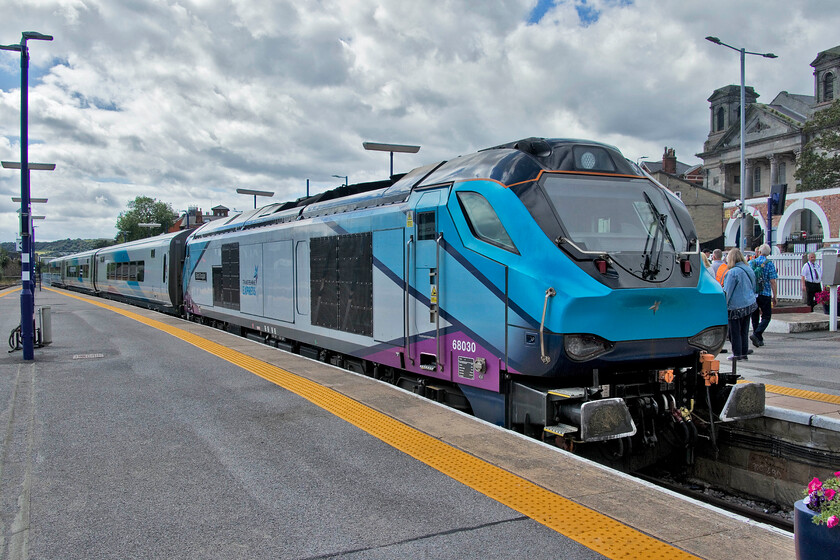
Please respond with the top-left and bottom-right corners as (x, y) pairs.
(190, 138), (641, 239)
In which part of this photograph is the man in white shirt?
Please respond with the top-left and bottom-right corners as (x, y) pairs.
(801, 252), (823, 310)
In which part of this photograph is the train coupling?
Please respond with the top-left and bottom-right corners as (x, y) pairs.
(510, 383), (636, 442)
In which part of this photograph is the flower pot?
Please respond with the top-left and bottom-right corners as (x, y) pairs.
(795, 499), (840, 559)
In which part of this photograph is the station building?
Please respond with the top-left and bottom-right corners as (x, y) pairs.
(697, 44), (840, 253)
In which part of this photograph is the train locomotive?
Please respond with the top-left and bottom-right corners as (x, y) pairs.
(49, 138), (765, 470)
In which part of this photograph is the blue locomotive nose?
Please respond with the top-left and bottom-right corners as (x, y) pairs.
(558, 285), (727, 345)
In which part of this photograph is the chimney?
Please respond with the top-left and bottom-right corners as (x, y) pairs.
(662, 147), (677, 175)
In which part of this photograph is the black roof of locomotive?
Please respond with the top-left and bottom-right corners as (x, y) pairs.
(191, 138), (641, 238)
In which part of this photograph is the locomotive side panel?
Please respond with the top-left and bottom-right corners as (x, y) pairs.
(239, 242), (264, 317)
(372, 228), (404, 346)
(263, 240), (294, 323)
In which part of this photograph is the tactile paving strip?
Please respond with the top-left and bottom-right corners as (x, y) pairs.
(52, 288), (697, 560)
(764, 384), (840, 405)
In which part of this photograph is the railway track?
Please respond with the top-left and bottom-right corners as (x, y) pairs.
(634, 470), (793, 532)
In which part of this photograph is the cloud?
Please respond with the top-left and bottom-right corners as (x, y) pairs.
(1, 0), (839, 242)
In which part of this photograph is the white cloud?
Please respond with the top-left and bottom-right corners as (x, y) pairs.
(1, 0), (839, 241)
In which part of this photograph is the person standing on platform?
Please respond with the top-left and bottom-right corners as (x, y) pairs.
(723, 248), (757, 361)
(715, 258), (729, 286)
(710, 249), (724, 276)
(750, 244), (778, 348)
(801, 252), (823, 310)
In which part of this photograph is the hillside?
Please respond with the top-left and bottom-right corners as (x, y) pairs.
(1, 238), (114, 258)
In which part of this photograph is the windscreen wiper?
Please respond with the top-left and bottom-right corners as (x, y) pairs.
(642, 193), (668, 280)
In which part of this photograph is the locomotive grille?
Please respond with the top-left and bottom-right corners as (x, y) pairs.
(310, 233), (373, 337)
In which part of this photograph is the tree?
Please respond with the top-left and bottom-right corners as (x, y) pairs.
(795, 100), (840, 192)
(115, 196), (178, 242)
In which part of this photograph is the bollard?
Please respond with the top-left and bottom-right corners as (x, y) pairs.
(39, 306), (52, 345)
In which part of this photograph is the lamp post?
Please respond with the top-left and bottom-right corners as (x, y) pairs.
(2, 35), (51, 361)
(1, 31), (53, 360)
(331, 174), (348, 187)
(363, 142), (421, 177)
(705, 36), (777, 251)
(236, 188), (274, 209)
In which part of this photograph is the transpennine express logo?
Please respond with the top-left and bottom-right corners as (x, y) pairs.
(242, 265), (259, 296)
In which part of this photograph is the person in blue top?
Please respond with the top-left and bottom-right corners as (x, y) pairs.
(749, 244), (779, 348)
(723, 248), (758, 361)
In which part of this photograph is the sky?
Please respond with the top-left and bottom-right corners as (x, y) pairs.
(1, 0), (839, 242)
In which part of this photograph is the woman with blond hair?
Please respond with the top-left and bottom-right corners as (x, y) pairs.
(722, 248), (758, 360)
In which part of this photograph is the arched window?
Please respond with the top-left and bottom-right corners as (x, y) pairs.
(716, 107), (725, 131)
(824, 72), (835, 101)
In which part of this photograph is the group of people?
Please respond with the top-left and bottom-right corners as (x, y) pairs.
(700, 246), (825, 361)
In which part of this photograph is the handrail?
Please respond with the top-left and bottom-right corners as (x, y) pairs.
(405, 234), (414, 365)
(435, 233), (443, 371)
(540, 287), (556, 364)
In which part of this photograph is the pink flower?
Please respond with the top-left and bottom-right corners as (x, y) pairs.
(835, 471), (840, 478)
(827, 489), (837, 501)
(828, 516), (839, 528)
(809, 477), (824, 493)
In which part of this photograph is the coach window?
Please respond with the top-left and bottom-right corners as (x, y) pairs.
(457, 191), (518, 253)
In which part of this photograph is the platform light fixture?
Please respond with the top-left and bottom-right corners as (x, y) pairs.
(12, 197), (48, 203)
(138, 222), (162, 237)
(363, 142), (420, 177)
(236, 188), (274, 209)
(332, 174), (348, 187)
(1, 161), (56, 170)
(705, 36), (777, 251)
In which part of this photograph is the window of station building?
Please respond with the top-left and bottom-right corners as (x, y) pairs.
(716, 107), (725, 131)
(753, 166), (761, 194)
(824, 72), (835, 102)
(456, 191), (518, 253)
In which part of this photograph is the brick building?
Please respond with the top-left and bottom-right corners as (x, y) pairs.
(644, 148), (733, 248)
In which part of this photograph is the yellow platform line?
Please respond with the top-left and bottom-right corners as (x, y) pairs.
(765, 384), (840, 405)
(0, 286), (21, 297)
(49, 288), (697, 560)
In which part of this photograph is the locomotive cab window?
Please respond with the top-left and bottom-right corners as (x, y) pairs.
(457, 192), (518, 253)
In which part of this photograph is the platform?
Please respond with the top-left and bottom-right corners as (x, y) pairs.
(0, 286), (794, 559)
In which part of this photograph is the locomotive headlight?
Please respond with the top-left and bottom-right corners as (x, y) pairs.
(564, 334), (613, 362)
(688, 326), (727, 354)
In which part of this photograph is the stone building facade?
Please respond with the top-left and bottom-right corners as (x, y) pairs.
(697, 45), (840, 250)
